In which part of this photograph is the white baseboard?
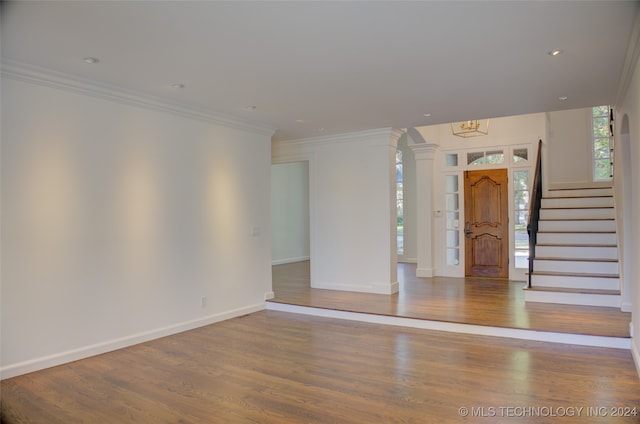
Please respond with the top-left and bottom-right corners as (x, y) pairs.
(0, 302), (266, 380)
(266, 303), (631, 350)
(272, 256), (310, 265)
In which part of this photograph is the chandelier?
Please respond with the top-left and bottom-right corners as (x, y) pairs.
(451, 119), (489, 138)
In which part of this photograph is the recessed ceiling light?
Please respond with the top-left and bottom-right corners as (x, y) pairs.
(169, 83), (185, 89)
(558, 96), (568, 101)
(423, 113), (432, 117)
(83, 57), (99, 64)
(548, 49), (563, 57)
(243, 105), (257, 111)
(318, 127), (325, 132)
(295, 119), (304, 123)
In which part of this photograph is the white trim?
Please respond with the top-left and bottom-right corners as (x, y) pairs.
(311, 281), (399, 295)
(271, 256), (310, 266)
(266, 303), (631, 349)
(1, 60), (275, 137)
(277, 128), (404, 148)
(0, 302), (266, 380)
(632, 338), (640, 379)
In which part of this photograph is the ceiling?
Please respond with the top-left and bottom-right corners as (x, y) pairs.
(2, 1), (638, 141)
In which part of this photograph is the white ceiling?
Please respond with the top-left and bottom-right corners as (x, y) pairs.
(2, 1), (638, 141)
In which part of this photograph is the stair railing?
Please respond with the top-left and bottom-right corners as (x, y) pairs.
(527, 140), (543, 288)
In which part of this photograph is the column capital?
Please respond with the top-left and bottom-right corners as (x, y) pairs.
(409, 143), (439, 160)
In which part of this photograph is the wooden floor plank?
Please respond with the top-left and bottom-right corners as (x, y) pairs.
(2, 311), (639, 423)
(270, 261), (631, 338)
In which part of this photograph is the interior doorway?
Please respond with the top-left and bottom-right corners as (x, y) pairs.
(270, 161), (310, 269)
(464, 168), (509, 278)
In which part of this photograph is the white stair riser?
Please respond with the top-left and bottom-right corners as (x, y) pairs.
(546, 188), (613, 198)
(530, 275), (620, 291)
(540, 208), (614, 220)
(537, 232), (617, 245)
(542, 197), (613, 208)
(536, 245), (618, 260)
(534, 259), (619, 275)
(524, 290), (620, 307)
(538, 220), (616, 232)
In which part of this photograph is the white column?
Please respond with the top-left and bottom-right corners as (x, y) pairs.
(410, 143), (439, 277)
(273, 128), (402, 295)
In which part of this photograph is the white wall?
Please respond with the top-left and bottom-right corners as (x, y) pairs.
(1, 73), (274, 378)
(545, 108), (611, 189)
(273, 129), (401, 294)
(617, 43), (640, 375)
(271, 162), (310, 264)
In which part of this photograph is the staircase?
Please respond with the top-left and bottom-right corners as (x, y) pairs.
(524, 187), (621, 308)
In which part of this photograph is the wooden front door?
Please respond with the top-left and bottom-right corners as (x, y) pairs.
(464, 169), (509, 278)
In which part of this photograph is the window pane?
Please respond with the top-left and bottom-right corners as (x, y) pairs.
(513, 148), (528, 162)
(446, 194), (459, 211)
(513, 170), (529, 190)
(446, 230), (459, 248)
(445, 154), (458, 167)
(595, 160), (611, 179)
(514, 190), (529, 207)
(592, 105), (609, 117)
(467, 151), (484, 165)
(445, 175), (458, 193)
(593, 117), (609, 137)
(447, 248), (460, 266)
(515, 249), (529, 269)
(515, 229), (529, 249)
(594, 139), (610, 158)
(515, 210), (529, 226)
(446, 212), (459, 229)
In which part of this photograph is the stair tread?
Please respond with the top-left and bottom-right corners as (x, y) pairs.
(542, 195), (612, 199)
(525, 286), (620, 295)
(539, 218), (614, 221)
(548, 187), (612, 190)
(535, 257), (618, 262)
(538, 230), (616, 234)
(537, 243), (617, 247)
(531, 271), (619, 278)
(541, 206), (613, 210)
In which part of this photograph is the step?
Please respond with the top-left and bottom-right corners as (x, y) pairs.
(541, 196), (613, 209)
(538, 219), (616, 232)
(533, 258), (619, 275)
(530, 272), (620, 291)
(537, 232), (617, 245)
(524, 287), (620, 308)
(546, 188), (613, 198)
(535, 244), (618, 260)
(539, 208), (614, 220)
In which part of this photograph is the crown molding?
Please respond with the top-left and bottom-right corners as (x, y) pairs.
(277, 127), (404, 148)
(1, 60), (276, 138)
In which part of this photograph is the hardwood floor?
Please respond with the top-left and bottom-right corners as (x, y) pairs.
(271, 261), (631, 338)
(2, 262), (637, 422)
(3, 311), (640, 423)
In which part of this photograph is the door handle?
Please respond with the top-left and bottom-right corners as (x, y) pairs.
(465, 222), (472, 238)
